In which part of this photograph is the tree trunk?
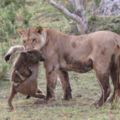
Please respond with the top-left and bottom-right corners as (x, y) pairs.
(74, 0), (88, 33)
(49, 0), (88, 34)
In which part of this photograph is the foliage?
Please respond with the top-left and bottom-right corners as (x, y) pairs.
(0, 63), (9, 80)
(0, 0), (25, 8)
(0, 0), (32, 80)
(0, 0), (31, 43)
(88, 16), (120, 34)
(22, 7), (32, 27)
(0, 3), (16, 42)
(94, 0), (101, 6)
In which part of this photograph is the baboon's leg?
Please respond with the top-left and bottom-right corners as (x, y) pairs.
(26, 95), (31, 99)
(8, 85), (17, 110)
(30, 88), (45, 99)
(31, 92), (45, 99)
(59, 70), (72, 100)
(15, 70), (25, 81)
(94, 71), (110, 107)
(46, 70), (57, 100)
(17, 83), (45, 99)
(37, 88), (43, 94)
(26, 88), (43, 99)
(16, 82), (31, 95)
(16, 79), (45, 99)
(16, 79), (37, 94)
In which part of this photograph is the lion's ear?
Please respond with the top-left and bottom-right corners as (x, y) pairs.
(17, 28), (26, 36)
(36, 26), (43, 34)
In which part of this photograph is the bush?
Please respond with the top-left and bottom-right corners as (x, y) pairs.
(0, 63), (9, 81)
(94, 0), (101, 6)
(0, 0), (32, 81)
(88, 16), (120, 34)
(0, 0), (31, 42)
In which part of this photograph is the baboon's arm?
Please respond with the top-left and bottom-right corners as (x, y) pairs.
(28, 67), (33, 76)
(15, 70), (25, 81)
(26, 67), (37, 82)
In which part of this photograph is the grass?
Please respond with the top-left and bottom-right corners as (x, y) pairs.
(0, 0), (120, 120)
(1, 69), (120, 120)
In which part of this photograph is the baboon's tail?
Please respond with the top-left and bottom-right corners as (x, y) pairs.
(4, 45), (25, 62)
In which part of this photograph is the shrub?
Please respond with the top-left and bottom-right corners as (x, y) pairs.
(88, 16), (120, 34)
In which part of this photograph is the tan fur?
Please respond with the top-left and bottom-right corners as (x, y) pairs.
(8, 50), (45, 110)
(17, 28), (120, 107)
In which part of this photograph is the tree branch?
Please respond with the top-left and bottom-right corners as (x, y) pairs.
(49, 0), (86, 34)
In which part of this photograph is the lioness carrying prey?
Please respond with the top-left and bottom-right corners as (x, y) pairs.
(5, 49), (45, 110)
(5, 27), (120, 107)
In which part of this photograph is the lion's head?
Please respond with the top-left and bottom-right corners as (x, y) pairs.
(18, 27), (47, 51)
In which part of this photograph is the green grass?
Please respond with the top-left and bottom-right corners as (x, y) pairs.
(1, 68), (120, 120)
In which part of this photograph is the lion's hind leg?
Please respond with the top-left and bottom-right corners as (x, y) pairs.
(94, 71), (110, 108)
(109, 56), (120, 102)
(93, 58), (111, 108)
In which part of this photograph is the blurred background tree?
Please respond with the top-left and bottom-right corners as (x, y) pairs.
(48, 0), (120, 34)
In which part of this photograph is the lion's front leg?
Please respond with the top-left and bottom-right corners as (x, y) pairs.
(58, 70), (72, 100)
(46, 69), (58, 101)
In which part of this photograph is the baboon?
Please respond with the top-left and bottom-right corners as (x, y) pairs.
(6, 50), (45, 110)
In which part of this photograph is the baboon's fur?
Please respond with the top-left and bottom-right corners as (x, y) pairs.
(7, 50), (45, 110)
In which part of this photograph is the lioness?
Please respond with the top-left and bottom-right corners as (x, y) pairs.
(5, 49), (45, 110)
(6, 27), (120, 107)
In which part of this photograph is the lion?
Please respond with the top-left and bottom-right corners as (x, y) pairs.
(5, 27), (120, 107)
(5, 49), (45, 110)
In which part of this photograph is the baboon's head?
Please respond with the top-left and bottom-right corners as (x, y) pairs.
(21, 50), (45, 64)
(18, 27), (47, 51)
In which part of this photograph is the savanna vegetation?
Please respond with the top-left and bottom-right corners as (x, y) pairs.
(0, 0), (120, 120)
